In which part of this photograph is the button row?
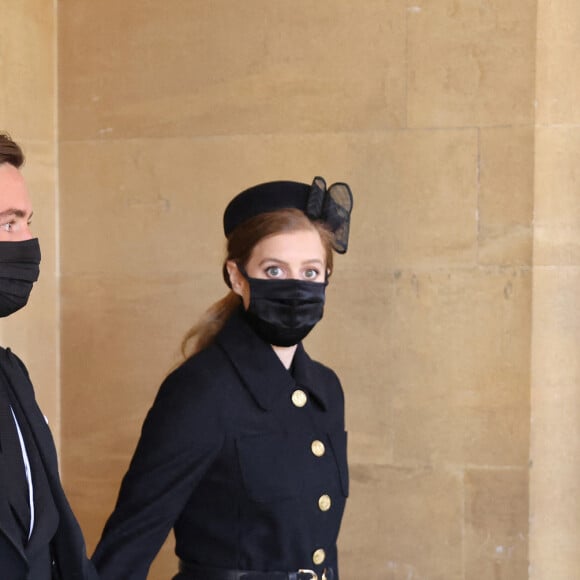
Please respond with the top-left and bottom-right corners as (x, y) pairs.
(292, 390), (327, 568)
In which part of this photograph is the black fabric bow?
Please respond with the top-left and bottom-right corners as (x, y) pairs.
(306, 176), (353, 254)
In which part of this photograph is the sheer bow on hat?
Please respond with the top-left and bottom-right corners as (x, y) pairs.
(306, 177), (353, 254)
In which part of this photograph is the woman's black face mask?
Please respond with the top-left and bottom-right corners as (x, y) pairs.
(0, 238), (41, 317)
(238, 266), (327, 347)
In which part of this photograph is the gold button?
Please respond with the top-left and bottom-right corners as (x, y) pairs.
(318, 494), (332, 512)
(311, 440), (326, 457)
(291, 389), (307, 408)
(312, 548), (326, 565)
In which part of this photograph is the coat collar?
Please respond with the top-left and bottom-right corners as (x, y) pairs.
(216, 308), (329, 412)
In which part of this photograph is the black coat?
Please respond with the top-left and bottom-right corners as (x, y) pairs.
(0, 347), (97, 580)
(93, 308), (349, 579)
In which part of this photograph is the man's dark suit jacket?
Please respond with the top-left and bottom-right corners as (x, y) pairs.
(0, 346), (97, 580)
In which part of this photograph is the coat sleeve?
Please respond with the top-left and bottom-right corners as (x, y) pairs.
(92, 362), (225, 580)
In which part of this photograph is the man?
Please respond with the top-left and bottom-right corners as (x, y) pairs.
(0, 133), (96, 579)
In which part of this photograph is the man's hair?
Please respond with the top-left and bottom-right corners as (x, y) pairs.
(0, 133), (24, 168)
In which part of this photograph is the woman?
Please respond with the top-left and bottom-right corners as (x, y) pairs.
(92, 177), (353, 580)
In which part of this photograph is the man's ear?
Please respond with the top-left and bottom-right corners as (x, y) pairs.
(226, 260), (244, 296)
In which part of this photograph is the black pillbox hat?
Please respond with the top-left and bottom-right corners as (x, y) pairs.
(223, 177), (353, 254)
(223, 180), (310, 238)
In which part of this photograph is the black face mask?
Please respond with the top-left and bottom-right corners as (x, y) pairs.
(0, 238), (41, 318)
(240, 269), (327, 347)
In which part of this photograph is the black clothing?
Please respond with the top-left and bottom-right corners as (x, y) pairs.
(93, 308), (349, 580)
(0, 387), (31, 538)
(0, 346), (97, 580)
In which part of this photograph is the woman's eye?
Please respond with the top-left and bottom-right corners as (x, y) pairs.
(265, 266), (283, 278)
(0, 222), (13, 232)
(304, 268), (319, 280)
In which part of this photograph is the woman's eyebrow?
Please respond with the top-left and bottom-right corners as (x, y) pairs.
(258, 258), (288, 266)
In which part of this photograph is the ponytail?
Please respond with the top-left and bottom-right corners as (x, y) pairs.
(181, 292), (241, 359)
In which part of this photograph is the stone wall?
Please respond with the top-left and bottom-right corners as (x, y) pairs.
(530, 1), (580, 577)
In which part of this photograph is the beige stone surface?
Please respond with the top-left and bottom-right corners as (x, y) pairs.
(407, 0), (536, 128)
(389, 268), (531, 468)
(530, 269), (580, 579)
(346, 129), (479, 270)
(60, 129), (479, 277)
(59, 0), (406, 140)
(464, 469), (529, 580)
(536, 0), (580, 124)
(534, 127), (580, 266)
(0, 1), (56, 140)
(531, 269), (580, 386)
(339, 464), (463, 580)
(478, 127), (534, 266)
(530, 3), (580, 573)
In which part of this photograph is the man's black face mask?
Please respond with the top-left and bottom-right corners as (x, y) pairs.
(0, 238), (41, 317)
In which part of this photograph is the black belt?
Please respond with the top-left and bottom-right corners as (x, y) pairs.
(178, 561), (334, 580)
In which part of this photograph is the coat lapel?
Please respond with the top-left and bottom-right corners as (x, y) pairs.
(0, 348), (59, 481)
(0, 347), (60, 558)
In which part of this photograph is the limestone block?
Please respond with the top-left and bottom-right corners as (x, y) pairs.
(407, 0), (536, 128)
(60, 129), (478, 277)
(464, 469), (529, 580)
(389, 268), (531, 467)
(534, 126), (580, 267)
(59, 139), (229, 276)
(531, 268), (580, 388)
(0, 1), (55, 140)
(530, 269), (580, 575)
(339, 464), (463, 580)
(59, 0), (406, 140)
(60, 271), (223, 443)
(529, 376), (580, 578)
(478, 127), (533, 267)
(345, 129), (479, 270)
(536, 0), (580, 124)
